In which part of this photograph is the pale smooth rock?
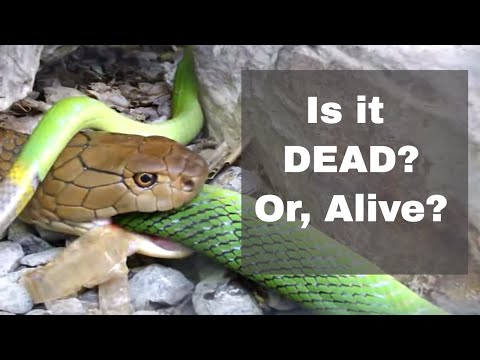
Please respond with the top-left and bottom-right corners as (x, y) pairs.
(20, 248), (63, 267)
(0, 311), (15, 315)
(0, 242), (24, 276)
(132, 310), (161, 315)
(0, 276), (33, 314)
(77, 290), (99, 311)
(7, 220), (33, 243)
(129, 264), (194, 310)
(192, 277), (262, 315)
(11, 233), (53, 255)
(26, 309), (52, 315)
(46, 298), (86, 315)
(0, 45), (44, 111)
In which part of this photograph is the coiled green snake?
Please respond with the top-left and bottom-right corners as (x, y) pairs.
(0, 47), (448, 315)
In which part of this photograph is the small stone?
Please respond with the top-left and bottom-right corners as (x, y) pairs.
(0, 311), (15, 315)
(175, 299), (196, 315)
(193, 277), (262, 315)
(0, 276), (33, 314)
(35, 226), (68, 242)
(7, 220), (33, 242)
(11, 233), (53, 255)
(153, 308), (174, 315)
(133, 310), (160, 315)
(77, 290), (99, 310)
(3, 268), (31, 283)
(20, 248), (63, 267)
(46, 298), (86, 315)
(26, 309), (51, 315)
(129, 264), (194, 311)
(0, 242), (24, 276)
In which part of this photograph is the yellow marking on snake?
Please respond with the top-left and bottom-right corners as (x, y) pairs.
(8, 162), (37, 216)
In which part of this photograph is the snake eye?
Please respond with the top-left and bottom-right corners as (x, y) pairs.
(134, 173), (157, 188)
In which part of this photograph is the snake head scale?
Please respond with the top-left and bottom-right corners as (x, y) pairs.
(19, 131), (209, 235)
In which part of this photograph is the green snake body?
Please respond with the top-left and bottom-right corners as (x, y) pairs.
(115, 185), (447, 315)
(0, 46), (448, 315)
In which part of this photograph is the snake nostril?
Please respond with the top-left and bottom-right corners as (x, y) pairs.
(183, 179), (195, 192)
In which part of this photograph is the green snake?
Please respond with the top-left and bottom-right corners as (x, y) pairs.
(0, 46), (448, 315)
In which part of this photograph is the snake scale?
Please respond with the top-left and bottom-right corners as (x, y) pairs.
(0, 46), (448, 315)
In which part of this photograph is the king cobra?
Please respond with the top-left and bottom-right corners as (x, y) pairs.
(0, 47), (448, 315)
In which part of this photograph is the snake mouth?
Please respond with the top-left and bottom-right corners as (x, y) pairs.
(129, 232), (193, 259)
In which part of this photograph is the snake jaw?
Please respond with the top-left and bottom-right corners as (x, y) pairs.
(128, 233), (193, 259)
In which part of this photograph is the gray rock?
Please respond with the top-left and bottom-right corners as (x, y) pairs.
(12, 233), (53, 255)
(175, 301), (196, 315)
(26, 309), (51, 315)
(133, 310), (160, 315)
(192, 45), (281, 150)
(35, 226), (68, 242)
(41, 45), (80, 64)
(20, 248), (63, 267)
(0, 311), (15, 315)
(7, 220), (34, 242)
(192, 277), (262, 315)
(46, 298), (86, 315)
(0, 242), (24, 276)
(77, 290), (99, 311)
(129, 264), (194, 310)
(0, 276), (33, 314)
(155, 298), (196, 315)
(0, 45), (44, 111)
(2, 268), (31, 283)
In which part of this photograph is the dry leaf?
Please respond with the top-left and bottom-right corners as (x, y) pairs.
(44, 86), (85, 104)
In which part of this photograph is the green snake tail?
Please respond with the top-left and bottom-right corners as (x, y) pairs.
(0, 46), (203, 235)
(115, 184), (448, 315)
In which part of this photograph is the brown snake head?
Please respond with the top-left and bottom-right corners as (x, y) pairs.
(19, 131), (209, 234)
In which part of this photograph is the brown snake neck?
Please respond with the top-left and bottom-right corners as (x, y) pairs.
(0, 128), (208, 235)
